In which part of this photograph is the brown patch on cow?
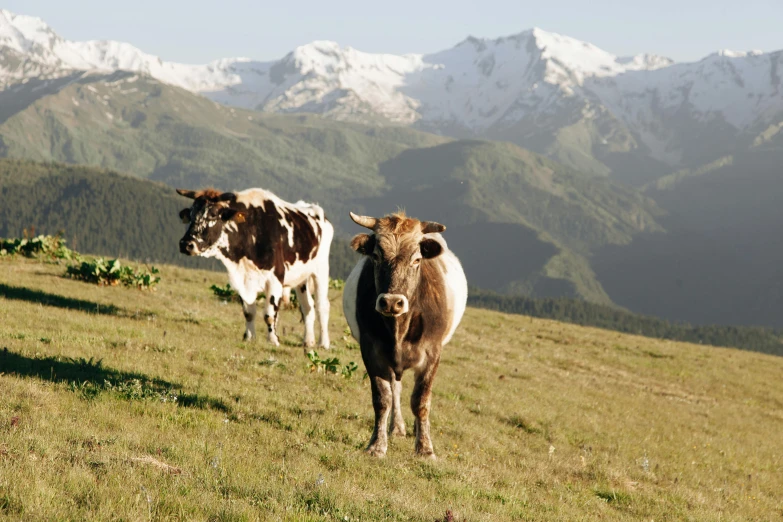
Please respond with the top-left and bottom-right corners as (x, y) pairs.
(376, 211), (420, 235)
(194, 188), (224, 201)
(418, 259), (446, 309)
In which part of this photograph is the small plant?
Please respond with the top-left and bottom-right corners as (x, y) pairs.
(287, 288), (299, 309)
(210, 283), (240, 302)
(341, 361), (359, 378)
(210, 284), (273, 303)
(123, 266), (161, 290)
(66, 258), (160, 290)
(0, 233), (79, 261)
(329, 278), (345, 290)
(306, 351), (359, 378)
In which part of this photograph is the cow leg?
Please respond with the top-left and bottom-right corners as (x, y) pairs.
(367, 373), (393, 458)
(294, 281), (316, 349)
(313, 271), (331, 349)
(280, 286), (291, 307)
(389, 374), (406, 437)
(411, 360), (440, 458)
(264, 279), (283, 346)
(241, 300), (257, 341)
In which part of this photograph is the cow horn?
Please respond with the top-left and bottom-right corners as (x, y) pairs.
(176, 189), (197, 199)
(349, 212), (377, 230)
(421, 221), (446, 233)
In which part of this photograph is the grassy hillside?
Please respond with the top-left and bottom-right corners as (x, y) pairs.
(1, 257), (782, 520)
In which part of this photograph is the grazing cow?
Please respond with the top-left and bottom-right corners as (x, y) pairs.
(343, 211), (467, 458)
(177, 188), (332, 349)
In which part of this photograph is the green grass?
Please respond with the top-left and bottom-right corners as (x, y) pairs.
(1, 257), (782, 520)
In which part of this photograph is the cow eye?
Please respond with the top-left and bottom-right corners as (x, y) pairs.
(411, 257), (421, 267)
(371, 252), (380, 263)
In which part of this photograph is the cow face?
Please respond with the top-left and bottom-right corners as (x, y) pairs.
(177, 189), (244, 257)
(350, 211), (445, 317)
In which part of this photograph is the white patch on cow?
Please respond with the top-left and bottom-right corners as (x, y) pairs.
(282, 256), (310, 287)
(234, 188), (274, 211)
(293, 200), (325, 222)
(199, 230), (230, 258)
(437, 244), (468, 346)
(343, 256), (368, 341)
(217, 254), (272, 305)
(277, 206), (295, 247)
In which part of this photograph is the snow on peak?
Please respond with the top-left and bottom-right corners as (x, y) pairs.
(0, 9), (58, 54)
(2, 8), (780, 141)
(712, 48), (767, 60)
(617, 53), (674, 70)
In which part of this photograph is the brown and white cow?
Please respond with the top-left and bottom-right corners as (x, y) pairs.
(343, 211), (467, 458)
(177, 188), (332, 349)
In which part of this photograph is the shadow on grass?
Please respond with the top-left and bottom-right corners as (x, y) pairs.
(0, 347), (230, 412)
(0, 283), (122, 316)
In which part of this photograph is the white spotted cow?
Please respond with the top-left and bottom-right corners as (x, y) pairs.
(177, 188), (333, 349)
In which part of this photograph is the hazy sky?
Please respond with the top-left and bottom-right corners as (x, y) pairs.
(6, 0), (782, 64)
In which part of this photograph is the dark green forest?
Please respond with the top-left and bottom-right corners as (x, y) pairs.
(468, 287), (783, 355)
(0, 159), (360, 275)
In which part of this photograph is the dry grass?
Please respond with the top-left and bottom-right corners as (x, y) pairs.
(1, 257), (782, 521)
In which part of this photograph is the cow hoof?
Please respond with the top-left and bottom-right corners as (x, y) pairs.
(416, 450), (436, 460)
(268, 334), (280, 347)
(390, 425), (406, 437)
(303, 338), (315, 348)
(242, 333), (254, 342)
(365, 446), (387, 458)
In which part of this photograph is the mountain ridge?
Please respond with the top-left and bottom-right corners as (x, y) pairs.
(4, 8), (780, 183)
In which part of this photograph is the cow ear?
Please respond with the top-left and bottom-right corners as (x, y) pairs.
(420, 238), (443, 259)
(220, 208), (246, 223)
(350, 233), (376, 255)
(421, 221), (445, 234)
(177, 189), (197, 199)
(217, 192), (236, 202)
(179, 208), (191, 224)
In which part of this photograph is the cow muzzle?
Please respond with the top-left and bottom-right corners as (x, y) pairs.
(179, 239), (198, 256)
(376, 293), (409, 317)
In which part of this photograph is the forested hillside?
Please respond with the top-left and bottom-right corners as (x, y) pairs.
(594, 148), (783, 328)
(0, 159), (360, 274)
(468, 288), (783, 355)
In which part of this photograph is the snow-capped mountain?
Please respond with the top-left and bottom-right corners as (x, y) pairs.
(2, 8), (782, 181)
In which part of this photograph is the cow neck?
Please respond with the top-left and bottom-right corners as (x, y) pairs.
(381, 272), (430, 347)
(384, 309), (414, 347)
